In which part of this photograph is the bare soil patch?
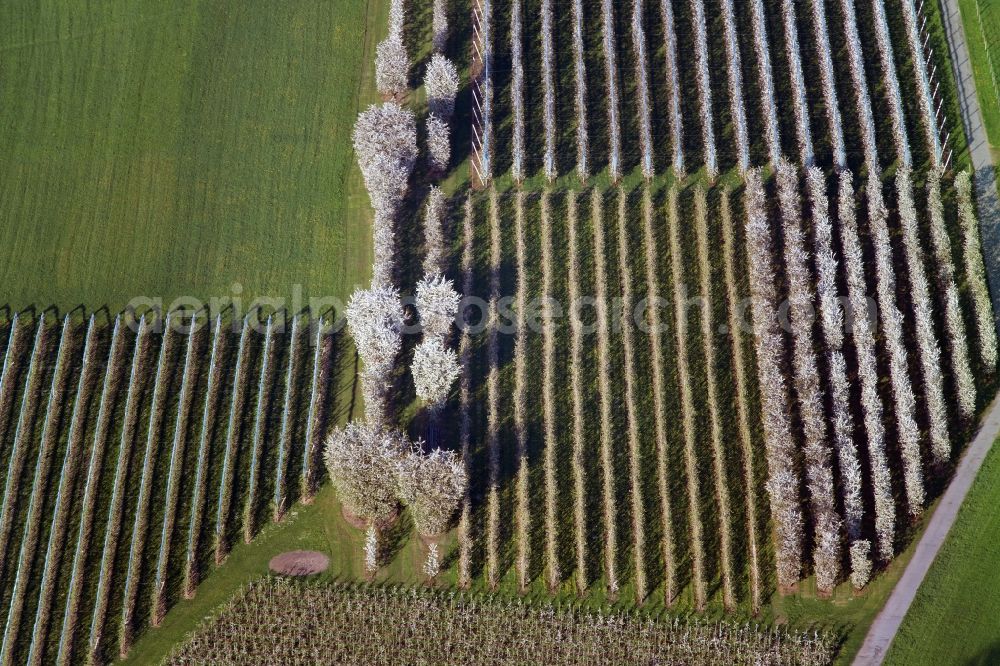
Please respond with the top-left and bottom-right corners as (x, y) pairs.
(268, 551), (330, 576)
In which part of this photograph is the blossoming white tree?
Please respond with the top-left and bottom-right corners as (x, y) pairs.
(412, 337), (460, 409)
(426, 113), (451, 173)
(364, 525), (379, 573)
(432, 0), (447, 52)
(353, 103), (417, 216)
(777, 161), (841, 592)
(424, 543), (441, 579)
(375, 34), (409, 98)
(422, 188), (449, 275)
(416, 274), (460, 339)
(396, 447), (468, 537)
(347, 286), (404, 378)
(388, 0), (405, 36)
(325, 423), (408, 524)
(346, 286), (404, 425)
(744, 169), (803, 588)
(425, 54), (459, 119)
(956, 171), (998, 367)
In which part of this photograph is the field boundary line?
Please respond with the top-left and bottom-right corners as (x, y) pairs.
(854, 395), (1000, 664)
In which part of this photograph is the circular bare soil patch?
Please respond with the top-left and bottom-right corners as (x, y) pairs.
(269, 550), (330, 576)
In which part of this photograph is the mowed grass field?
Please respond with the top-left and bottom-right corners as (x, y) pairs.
(885, 434), (1000, 666)
(959, 0), (1000, 152)
(0, 0), (380, 314)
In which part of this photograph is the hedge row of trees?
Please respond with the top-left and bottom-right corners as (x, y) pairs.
(513, 191), (531, 590)
(613, 191), (648, 600)
(631, 0), (654, 179)
(484, 188), (502, 588)
(777, 162), (841, 593)
(666, 186), (708, 604)
(719, 189), (763, 609)
(336, 0), (468, 579)
(809, 0), (847, 169)
(693, 187), (735, 607)
(897, 169), (949, 463)
(571, 0), (589, 179)
(53, 317), (125, 665)
(641, 188), (678, 603)
(566, 192), (590, 594)
(780, 0), (813, 166)
(689, 0), (716, 179)
(457, 198), (476, 588)
(806, 169), (870, 589)
(590, 189), (620, 596)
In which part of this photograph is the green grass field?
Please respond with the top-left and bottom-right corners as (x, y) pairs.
(885, 434), (1000, 665)
(0, 0), (379, 314)
(959, 0), (1000, 152)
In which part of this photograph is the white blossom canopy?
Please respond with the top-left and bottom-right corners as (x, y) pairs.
(411, 336), (460, 407)
(423, 187), (448, 275)
(395, 446), (468, 536)
(424, 53), (459, 118)
(426, 114), (451, 173)
(376, 34), (410, 97)
(352, 103), (417, 215)
(325, 422), (409, 522)
(346, 285), (405, 379)
(415, 273), (460, 339)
